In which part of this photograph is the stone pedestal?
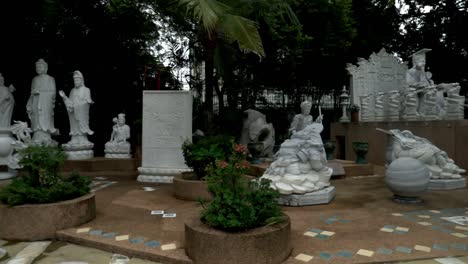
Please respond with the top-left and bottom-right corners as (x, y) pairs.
(62, 143), (94, 160)
(277, 186), (335, 206)
(428, 178), (466, 190)
(137, 91), (192, 183)
(104, 143), (131, 159)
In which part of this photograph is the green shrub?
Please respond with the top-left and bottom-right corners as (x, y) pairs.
(0, 145), (91, 206)
(201, 143), (284, 232)
(182, 135), (235, 180)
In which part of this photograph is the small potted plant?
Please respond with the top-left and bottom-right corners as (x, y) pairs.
(349, 104), (360, 122)
(185, 143), (291, 264)
(173, 135), (235, 201)
(0, 145), (95, 241)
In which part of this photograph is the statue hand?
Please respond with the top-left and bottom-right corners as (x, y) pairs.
(59, 90), (66, 98)
(8, 84), (15, 93)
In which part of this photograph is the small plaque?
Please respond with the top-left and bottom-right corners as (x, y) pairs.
(151, 210), (165, 215)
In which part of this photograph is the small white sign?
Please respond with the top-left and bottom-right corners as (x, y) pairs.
(95, 177), (107, 180)
(143, 187), (156, 191)
(441, 216), (468, 226)
(162, 213), (177, 218)
(151, 210), (165, 215)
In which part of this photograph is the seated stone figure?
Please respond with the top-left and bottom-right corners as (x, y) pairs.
(105, 113), (131, 158)
(261, 116), (332, 194)
(289, 100), (314, 133)
(378, 128), (465, 179)
(406, 49), (463, 119)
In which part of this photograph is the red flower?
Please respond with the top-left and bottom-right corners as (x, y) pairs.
(217, 160), (228, 169)
(234, 144), (248, 155)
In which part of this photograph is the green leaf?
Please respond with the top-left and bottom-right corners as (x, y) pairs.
(217, 14), (265, 58)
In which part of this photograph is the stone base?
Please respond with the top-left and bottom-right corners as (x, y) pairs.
(277, 186), (335, 206)
(137, 167), (191, 183)
(428, 178), (466, 190)
(105, 153), (131, 159)
(64, 149), (94, 160)
(62, 143), (94, 160)
(0, 170), (16, 180)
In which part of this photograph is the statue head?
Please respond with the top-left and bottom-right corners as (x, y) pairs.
(35, 59), (48, 75)
(0, 73), (4, 86)
(410, 49), (431, 71)
(300, 100), (312, 115)
(117, 113), (126, 126)
(73, 70), (84, 87)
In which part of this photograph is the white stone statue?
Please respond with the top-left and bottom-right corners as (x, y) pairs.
(59, 70), (94, 160)
(386, 90), (400, 121)
(105, 113), (131, 158)
(289, 100), (314, 133)
(239, 109), (275, 158)
(374, 92), (385, 121)
(26, 59), (58, 144)
(261, 117), (332, 195)
(377, 128), (465, 179)
(400, 88), (420, 121)
(8, 121), (32, 169)
(406, 48), (463, 120)
(0, 73), (15, 128)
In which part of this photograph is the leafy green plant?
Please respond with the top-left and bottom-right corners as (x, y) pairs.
(201, 143), (284, 232)
(0, 145), (91, 206)
(182, 135), (235, 180)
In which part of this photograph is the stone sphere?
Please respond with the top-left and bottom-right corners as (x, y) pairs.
(385, 157), (430, 198)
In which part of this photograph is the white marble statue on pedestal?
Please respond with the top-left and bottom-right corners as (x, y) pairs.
(359, 94), (374, 122)
(406, 49), (464, 120)
(261, 115), (333, 195)
(378, 128), (465, 179)
(0, 73), (15, 128)
(26, 59), (58, 145)
(59, 70), (94, 160)
(239, 109), (275, 158)
(105, 113), (131, 158)
(400, 88), (420, 121)
(386, 90), (400, 121)
(374, 92), (385, 121)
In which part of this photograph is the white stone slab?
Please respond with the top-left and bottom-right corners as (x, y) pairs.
(428, 178), (466, 190)
(138, 91), (192, 183)
(277, 186), (335, 206)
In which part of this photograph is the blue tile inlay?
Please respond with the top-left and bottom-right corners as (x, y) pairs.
(377, 248), (393, 255)
(336, 251), (353, 258)
(319, 252), (333, 260)
(433, 243), (449, 251)
(394, 230), (407, 234)
(325, 219), (336, 225)
(396, 246), (412, 254)
(384, 225), (397, 229)
(309, 228), (323, 233)
(89, 230), (102, 236)
(316, 234), (329, 239)
(144, 240), (161, 248)
(340, 219), (351, 224)
(440, 228), (454, 234)
(102, 232), (117, 238)
(129, 237), (145, 244)
(451, 243), (467, 251)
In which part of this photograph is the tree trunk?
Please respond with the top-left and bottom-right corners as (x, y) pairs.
(204, 38), (216, 113)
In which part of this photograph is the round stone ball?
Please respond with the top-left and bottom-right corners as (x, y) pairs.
(385, 157), (430, 198)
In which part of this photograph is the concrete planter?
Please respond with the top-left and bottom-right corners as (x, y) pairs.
(185, 216), (291, 264)
(0, 193), (96, 241)
(173, 172), (211, 201)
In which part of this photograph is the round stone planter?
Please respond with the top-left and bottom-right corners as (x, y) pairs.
(385, 157), (430, 203)
(173, 172), (212, 201)
(0, 193), (96, 241)
(185, 216), (291, 264)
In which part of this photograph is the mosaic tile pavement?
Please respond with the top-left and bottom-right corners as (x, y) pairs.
(294, 207), (468, 262)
